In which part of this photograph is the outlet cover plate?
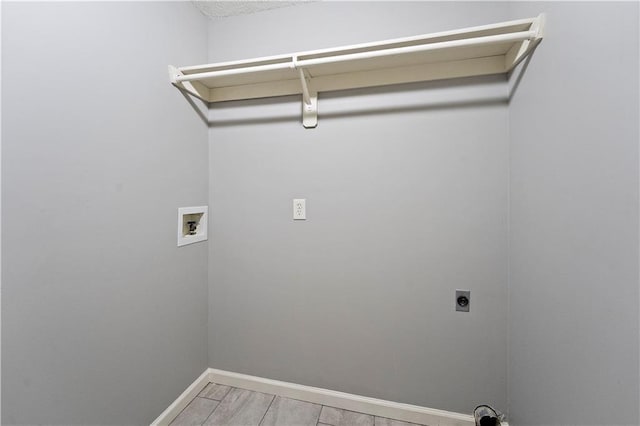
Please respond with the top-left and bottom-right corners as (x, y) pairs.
(177, 206), (208, 247)
(293, 199), (306, 220)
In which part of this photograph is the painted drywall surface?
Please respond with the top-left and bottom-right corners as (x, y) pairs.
(2, 2), (209, 424)
(508, 2), (640, 425)
(0, 2), (3, 422)
(207, 2), (510, 414)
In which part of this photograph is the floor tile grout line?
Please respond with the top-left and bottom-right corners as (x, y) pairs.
(312, 402), (322, 426)
(200, 396), (220, 401)
(199, 385), (238, 426)
(319, 405), (381, 426)
(211, 383), (232, 402)
(188, 382), (425, 426)
(322, 403), (375, 419)
(200, 382), (232, 402)
(317, 405), (326, 426)
(218, 384), (232, 401)
(199, 398), (220, 426)
(169, 394), (199, 426)
(320, 404), (377, 424)
(257, 394), (277, 426)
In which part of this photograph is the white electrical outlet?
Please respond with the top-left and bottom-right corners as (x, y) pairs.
(293, 199), (306, 220)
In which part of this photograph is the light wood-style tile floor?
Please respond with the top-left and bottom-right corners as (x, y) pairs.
(170, 383), (429, 426)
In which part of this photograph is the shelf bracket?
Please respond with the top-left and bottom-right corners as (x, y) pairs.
(504, 14), (545, 71)
(296, 65), (317, 128)
(168, 65), (210, 103)
(302, 93), (318, 129)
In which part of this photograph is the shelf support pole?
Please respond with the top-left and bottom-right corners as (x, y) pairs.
(295, 64), (317, 128)
(298, 68), (311, 106)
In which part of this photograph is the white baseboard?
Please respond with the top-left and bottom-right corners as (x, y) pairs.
(207, 368), (476, 426)
(151, 367), (481, 426)
(151, 369), (211, 426)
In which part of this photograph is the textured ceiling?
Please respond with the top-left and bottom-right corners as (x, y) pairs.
(192, 1), (309, 19)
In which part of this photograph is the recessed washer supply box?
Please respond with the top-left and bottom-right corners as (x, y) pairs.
(177, 206), (208, 247)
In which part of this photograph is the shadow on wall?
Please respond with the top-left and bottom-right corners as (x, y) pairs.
(507, 49), (536, 102)
(180, 75), (510, 128)
(181, 90), (209, 125)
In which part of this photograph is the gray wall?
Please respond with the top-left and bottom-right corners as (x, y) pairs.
(207, 2), (510, 414)
(5, 2), (637, 424)
(507, 2), (640, 425)
(2, 2), (209, 424)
